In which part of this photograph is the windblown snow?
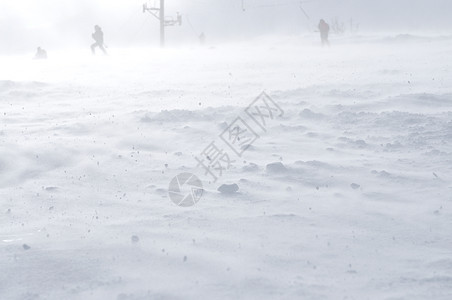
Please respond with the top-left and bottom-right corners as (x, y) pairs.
(1, 34), (452, 299)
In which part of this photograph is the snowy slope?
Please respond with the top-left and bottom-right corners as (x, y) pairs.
(1, 34), (452, 300)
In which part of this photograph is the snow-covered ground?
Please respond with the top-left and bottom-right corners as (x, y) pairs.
(1, 34), (452, 299)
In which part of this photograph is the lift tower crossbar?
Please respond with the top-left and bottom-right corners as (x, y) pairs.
(143, 0), (182, 47)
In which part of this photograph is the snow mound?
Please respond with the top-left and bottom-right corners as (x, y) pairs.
(217, 183), (240, 194)
(266, 162), (288, 173)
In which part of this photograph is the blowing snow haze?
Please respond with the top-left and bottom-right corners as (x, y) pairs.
(1, 1), (452, 300)
(0, 0), (452, 52)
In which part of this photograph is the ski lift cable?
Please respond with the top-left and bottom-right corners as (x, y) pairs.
(299, 1), (311, 20)
(185, 14), (200, 36)
(240, 0), (316, 11)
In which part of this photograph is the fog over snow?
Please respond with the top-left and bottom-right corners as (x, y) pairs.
(0, 1), (452, 300)
(1, 0), (452, 52)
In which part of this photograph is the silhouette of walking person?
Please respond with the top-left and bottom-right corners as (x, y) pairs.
(91, 25), (107, 55)
(318, 19), (330, 46)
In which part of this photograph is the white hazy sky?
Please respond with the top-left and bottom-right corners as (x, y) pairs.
(0, 0), (451, 53)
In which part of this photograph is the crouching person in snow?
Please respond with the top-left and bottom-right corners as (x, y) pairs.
(34, 47), (47, 60)
(91, 25), (107, 55)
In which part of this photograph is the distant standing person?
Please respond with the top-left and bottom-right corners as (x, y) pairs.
(91, 25), (107, 55)
(318, 19), (330, 46)
(34, 47), (47, 60)
(199, 32), (206, 45)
